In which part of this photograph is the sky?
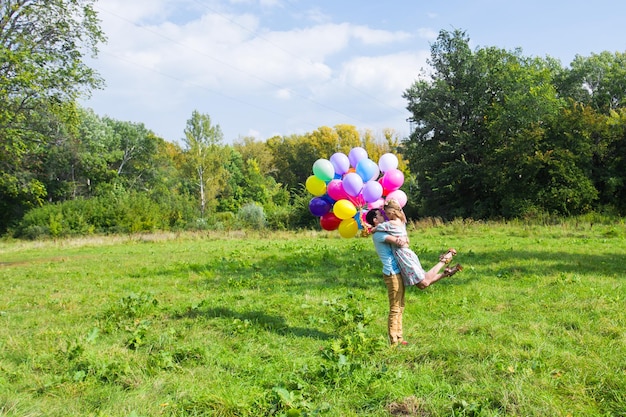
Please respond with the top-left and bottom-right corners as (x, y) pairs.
(81, 0), (626, 145)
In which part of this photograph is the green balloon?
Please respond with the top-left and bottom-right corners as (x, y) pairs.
(313, 158), (334, 182)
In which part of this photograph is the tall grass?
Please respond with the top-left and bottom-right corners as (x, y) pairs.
(0, 221), (624, 416)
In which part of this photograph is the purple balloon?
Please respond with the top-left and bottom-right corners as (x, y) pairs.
(330, 152), (350, 175)
(348, 147), (368, 168)
(342, 172), (364, 197)
(309, 197), (331, 216)
(362, 180), (383, 203)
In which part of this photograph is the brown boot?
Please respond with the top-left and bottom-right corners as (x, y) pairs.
(439, 248), (457, 264)
(442, 263), (463, 277)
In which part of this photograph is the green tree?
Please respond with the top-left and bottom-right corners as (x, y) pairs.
(266, 134), (312, 192)
(182, 111), (229, 217)
(103, 117), (162, 191)
(556, 52), (626, 213)
(403, 29), (493, 218)
(234, 136), (276, 177)
(403, 29), (595, 218)
(0, 0), (105, 232)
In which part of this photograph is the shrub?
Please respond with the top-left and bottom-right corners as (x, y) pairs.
(13, 192), (200, 238)
(237, 203), (266, 229)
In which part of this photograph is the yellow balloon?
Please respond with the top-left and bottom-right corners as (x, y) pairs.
(338, 218), (358, 238)
(305, 175), (326, 196)
(333, 199), (357, 220)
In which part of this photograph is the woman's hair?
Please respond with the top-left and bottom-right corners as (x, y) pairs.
(384, 200), (407, 223)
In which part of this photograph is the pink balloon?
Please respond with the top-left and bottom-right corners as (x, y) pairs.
(381, 169), (404, 191)
(368, 198), (385, 209)
(386, 189), (407, 207)
(327, 179), (348, 201)
(348, 194), (365, 208)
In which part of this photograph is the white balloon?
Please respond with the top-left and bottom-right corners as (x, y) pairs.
(378, 153), (399, 173)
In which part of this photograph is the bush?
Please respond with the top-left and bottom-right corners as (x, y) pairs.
(12, 192), (200, 239)
(237, 203), (266, 229)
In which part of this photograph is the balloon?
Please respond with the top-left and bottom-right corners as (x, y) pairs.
(378, 177), (392, 197)
(361, 180), (383, 203)
(368, 198), (385, 209)
(338, 218), (358, 238)
(381, 169), (404, 191)
(333, 199), (357, 220)
(320, 212), (342, 231)
(378, 153), (399, 172)
(356, 158), (380, 182)
(386, 189), (408, 207)
(327, 179), (349, 201)
(309, 197), (331, 216)
(321, 194), (335, 204)
(355, 209), (367, 230)
(305, 149), (404, 237)
(342, 172), (363, 197)
(330, 152), (350, 176)
(348, 147), (368, 168)
(312, 159), (334, 182)
(348, 194), (365, 208)
(305, 175), (326, 196)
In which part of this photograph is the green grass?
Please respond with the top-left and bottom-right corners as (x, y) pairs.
(0, 222), (625, 417)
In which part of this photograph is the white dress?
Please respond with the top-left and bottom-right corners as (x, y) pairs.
(374, 221), (425, 286)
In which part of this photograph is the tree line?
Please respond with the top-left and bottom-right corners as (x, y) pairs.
(1, 1), (624, 237)
(403, 30), (626, 219)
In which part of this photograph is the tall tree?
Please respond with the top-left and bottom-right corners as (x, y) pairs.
(402, 29), (596, 219)
(556, 52), (626, 213)
(182, 111), (229, 216)
(0, 0), (105, 232)
(403, 29), (492, 218)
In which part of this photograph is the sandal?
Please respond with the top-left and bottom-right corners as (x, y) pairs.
(442, 263), (463, 277)
(439, 248), (457, 264)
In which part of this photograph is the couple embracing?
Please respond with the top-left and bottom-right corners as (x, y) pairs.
(363, 200), (463, 346)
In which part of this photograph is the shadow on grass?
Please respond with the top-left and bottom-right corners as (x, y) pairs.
(176, 306), (335, 340)
(147, 242), (624, 294)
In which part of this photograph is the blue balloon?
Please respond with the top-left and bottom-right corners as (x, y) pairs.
(356, 158), (380, 182)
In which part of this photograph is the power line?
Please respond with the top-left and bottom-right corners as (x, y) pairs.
(93, 4), (374, 127)
(189, 0), (410, 116)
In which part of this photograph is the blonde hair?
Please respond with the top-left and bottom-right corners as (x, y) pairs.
(383, 199), (406, 223)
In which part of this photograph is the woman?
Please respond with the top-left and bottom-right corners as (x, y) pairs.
(368, 200), (462, 289)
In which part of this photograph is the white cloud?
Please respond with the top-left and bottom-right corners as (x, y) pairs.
(86, 1), (433, 142)
(275, 89), (292, 100)
(350, 26), (412, 45)
(335, 51), (430, 105)
(417, 28), (438, 41)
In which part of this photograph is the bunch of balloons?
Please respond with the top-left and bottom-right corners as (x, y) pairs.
(306, 147), (407, 238)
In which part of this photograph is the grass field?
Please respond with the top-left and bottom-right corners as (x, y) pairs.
(1, 220), (625, 416)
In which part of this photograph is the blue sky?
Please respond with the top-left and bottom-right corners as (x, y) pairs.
(81, 0), (626, 145)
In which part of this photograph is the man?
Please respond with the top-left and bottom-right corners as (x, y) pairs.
(365, 207), (460, 345)
(365, 208), (408, 346)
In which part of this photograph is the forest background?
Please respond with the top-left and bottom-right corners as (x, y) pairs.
(1, 0), (626, 239)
